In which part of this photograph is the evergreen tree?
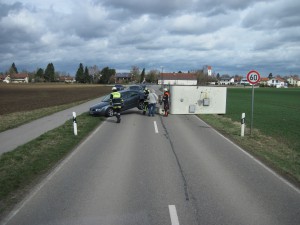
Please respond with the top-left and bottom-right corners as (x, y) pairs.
(268, 73), (273, 79)
(84, 66), (91, 83)
(35, 68), (44, 82)
(75, 63), (84, 83)
(100, 67), (115, 84)
(44, 63), (55, 82)
(140, 68), (145, 83)
(9, 62), (18, 74)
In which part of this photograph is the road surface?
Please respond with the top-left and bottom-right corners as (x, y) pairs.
(1, 110), (299, 225)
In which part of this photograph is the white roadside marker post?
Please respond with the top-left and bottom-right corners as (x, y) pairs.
(241, 113), (245, 137)
(73, 112), (77, 136)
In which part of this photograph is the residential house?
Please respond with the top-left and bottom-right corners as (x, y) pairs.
(0, 74), (6, 82)
(158, 73), (197, 85)
(287, 76), (300, 87)
(59, 76), (76, 83)
(234, 76), (242, 84)
(267, 77), (286, 88)
(219, 75), (234, 85)
(115, 73), (133, 83)
(260, 77), (269, 86)
(239, 78), (250, 86)
(2, 73), (29, 83)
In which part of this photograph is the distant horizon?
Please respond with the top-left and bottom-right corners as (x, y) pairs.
(1, 67), (298, 79)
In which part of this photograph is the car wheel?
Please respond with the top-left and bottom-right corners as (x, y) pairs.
(138, 101), (144, 110)
(105, 107), (114, 117)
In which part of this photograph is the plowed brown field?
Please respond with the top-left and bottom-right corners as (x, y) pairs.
(0, 83), (111, 115)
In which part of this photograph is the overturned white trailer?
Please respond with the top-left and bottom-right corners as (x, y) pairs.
(168, 86), (227, 115)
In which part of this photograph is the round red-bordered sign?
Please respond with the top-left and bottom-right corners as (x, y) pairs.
(246, 70), (260, 85)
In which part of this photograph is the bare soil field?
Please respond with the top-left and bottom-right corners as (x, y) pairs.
(0, 83), (111, 115)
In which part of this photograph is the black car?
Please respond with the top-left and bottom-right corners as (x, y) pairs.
(89, 90), (144, 117)
(114, 84), (125, 91)
(127, 85), (144, 92)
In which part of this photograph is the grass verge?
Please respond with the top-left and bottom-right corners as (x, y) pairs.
(198, 114), (300, 187)
(0, 100), (89, 132)
(0, 113), (105, 218)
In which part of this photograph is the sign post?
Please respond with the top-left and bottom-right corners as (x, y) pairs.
(246, 70), (260, 135)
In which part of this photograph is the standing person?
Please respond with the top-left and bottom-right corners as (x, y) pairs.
(162, 88), (170, 117)
(143, 87), (150, 115)
(110, 87), (124, 123)
(147, 89), (158, 117)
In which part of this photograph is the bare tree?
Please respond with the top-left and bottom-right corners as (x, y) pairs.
(130, 66), (140, 83)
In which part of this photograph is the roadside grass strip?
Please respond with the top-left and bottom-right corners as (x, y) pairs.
(0, 113), (104, 216)
(199, 114), (300, 186)
(199, 88), (300, 186)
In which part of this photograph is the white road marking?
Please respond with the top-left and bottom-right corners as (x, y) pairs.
(2, 124), (105, 225)
(154, 121), (158, 133)
(169, 205), (180, 225)
(195, 115), (300, 194)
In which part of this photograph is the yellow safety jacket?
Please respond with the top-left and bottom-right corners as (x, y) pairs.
(110, 92), (123, 109)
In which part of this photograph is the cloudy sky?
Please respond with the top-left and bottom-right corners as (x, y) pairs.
(0, 0), (299, 77)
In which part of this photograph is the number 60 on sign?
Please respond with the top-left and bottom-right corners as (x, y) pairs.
(246, 70), (260, 85)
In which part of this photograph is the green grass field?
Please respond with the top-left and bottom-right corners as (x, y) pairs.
(199, 87), (300, 185)
(226, 87), (300, 152)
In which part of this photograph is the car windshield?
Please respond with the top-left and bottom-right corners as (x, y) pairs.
(129, 86), (142, 91)
(102, 94), (111, 102)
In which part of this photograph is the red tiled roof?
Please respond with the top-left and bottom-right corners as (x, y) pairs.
(59, 76), (74, 81)
(10, 73), (29, 79)
(260, 77), (269, 81)
(274, 77), (285, 82)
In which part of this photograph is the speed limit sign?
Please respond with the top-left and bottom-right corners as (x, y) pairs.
(246, 70), (261, 136)
(247, 70), (260, 85)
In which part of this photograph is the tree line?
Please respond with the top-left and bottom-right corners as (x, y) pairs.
(2, 62), (226, 85)
(1, 62), (162, 84)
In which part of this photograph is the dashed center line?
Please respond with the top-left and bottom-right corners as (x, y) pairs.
(154, 121), (158, 133)
(169, 205), (180, 225)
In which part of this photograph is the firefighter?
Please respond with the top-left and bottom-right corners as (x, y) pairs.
(162, 88), (170, 117)
(143, 87), (150, 115)
(110, 87), (124, 123)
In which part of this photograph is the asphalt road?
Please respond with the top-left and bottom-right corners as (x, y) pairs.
(2, 108), (299, 225)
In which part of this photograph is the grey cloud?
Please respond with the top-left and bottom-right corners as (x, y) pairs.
(0, 2), (44, 46)
(0, 0), (299, 76)
(242, 0), (300, 30)
(97, 0), (188, 16)
(0, 2), (22, 18)
(253, 38), (282, 51)
(98, 0), (273, 17)
(0, 21), (39, 46)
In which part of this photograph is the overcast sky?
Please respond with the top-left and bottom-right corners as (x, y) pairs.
(0, 0), (299, 77)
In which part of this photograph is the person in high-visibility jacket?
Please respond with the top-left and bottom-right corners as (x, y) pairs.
(143, 87), (150, 115)
(110, 87), (124, 123)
